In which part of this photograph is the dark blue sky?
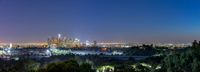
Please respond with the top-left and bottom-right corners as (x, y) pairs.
(0, 0), (200, 43)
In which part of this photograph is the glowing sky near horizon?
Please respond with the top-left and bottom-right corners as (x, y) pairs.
(0, 0), (200, 43)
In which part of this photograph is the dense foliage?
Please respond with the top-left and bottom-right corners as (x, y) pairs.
(37, 59), (95, 72)
(0, 59), (40, 72)
(161, 47), (200, 72)
(0, 46), (200, 72)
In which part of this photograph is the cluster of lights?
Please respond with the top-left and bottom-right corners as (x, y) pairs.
(96, 65), (114, 72)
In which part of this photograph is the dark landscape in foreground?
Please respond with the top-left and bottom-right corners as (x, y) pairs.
(0, 40), (200, 72)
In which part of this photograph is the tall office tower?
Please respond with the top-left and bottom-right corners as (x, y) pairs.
(58, 34), (61, 39)
(93, 41), (97, 47)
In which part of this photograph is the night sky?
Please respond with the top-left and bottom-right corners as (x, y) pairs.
(0, 0), (200, 43)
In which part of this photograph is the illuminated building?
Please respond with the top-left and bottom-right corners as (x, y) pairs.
(47, 34), (81, 48)
(85, 40), (91, 47)
(58, 34), (61, 39)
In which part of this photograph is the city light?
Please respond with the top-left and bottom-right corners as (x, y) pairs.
(58, 33), (61, 39)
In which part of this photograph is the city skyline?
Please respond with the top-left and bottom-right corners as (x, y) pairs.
(1, 0), (200, 43)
